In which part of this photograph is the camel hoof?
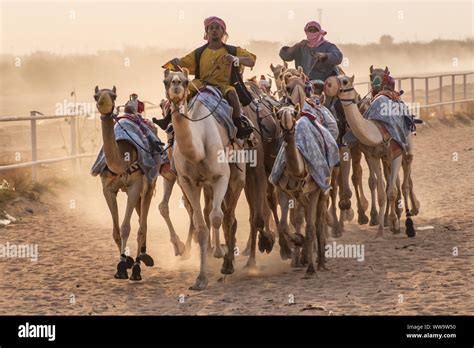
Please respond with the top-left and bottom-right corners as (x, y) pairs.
(358, 212), (369, 225)
(258, 231), (275, 254)
(139, 253), (154, 267)
(244, 258), (257, 272)
(343, 208), (354, 222)
(173, 240), (186, 256)
(291, 233), (305, 247)
(189, 276), (208, 291)
(114, 260), (128, 279)
(369, 209), (378, 226)
(125, 256), (134, 269)
(291, 248), (303, 268)
(303, 264), (315, 278)
(221, 258), (234, 275)
(331, 226), (342, 239)
(279, 241), (293, 260)
(405, 217), (416, 238)
(129, 263), (142, 281)
(317, 264), (328, 271)
(213, 244), (226, 259)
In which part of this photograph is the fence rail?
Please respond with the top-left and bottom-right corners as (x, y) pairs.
(0, 71), (473, 181)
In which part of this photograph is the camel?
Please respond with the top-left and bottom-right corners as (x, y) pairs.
(163, 68), (246, 290)
(273, 103), (334, 275)
(93, 86), (157, 281)
(240, 80), (295, 266)
(325, 75), (419, 238)
(270, 62), (288, 99)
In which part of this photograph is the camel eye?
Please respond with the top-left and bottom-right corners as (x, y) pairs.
(342, 80), (348, 86)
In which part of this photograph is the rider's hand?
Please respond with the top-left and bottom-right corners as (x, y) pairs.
(223, 54), (238, 65)
(164, 58), (181, 70)
(314, 52), (328, 62)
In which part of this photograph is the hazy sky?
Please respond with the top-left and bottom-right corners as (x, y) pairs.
(1, 0), (472, 54)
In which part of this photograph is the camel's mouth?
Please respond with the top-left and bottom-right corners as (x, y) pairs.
(167, 87), (186, 104)
(97, 95), (115, 115)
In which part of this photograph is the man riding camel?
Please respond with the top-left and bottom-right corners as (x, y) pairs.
(156, 16), (255, 139)
(279, 21), (345, 134)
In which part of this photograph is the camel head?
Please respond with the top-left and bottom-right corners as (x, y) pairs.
(270, 61), (289, 91)
(276, 104), (300, 134)
(369, 65), (390, 93)
(163, 68), (189, 105)
(94, 86), (117, 115)
(282, 67), (306, 109)
(324, 74), (356, 100)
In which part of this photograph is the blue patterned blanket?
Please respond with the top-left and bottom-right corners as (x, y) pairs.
(269, 115), (340, 192)
(90, 116), (162, 182)
(189, 86), (237, 139)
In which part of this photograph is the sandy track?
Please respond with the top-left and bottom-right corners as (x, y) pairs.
(0, 116), (473, 315)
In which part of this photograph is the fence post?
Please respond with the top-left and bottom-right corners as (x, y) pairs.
(410, 78), (415, 103)
(70, 114), (79, 173)
(439, 76), (442, 115)
(463, 74), (467, 100)
(397, 79), (402, 93)
(451, 75), (455, 114)
(30, 111), (37, 183)
(425, 77), (429, 106)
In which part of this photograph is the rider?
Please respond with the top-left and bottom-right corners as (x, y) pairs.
(156, 16), (255, 139)
(279, 21), (346, 134)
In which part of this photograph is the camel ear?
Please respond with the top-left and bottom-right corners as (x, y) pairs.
(164, 68), (170, 78)
(281, 66), (287, 74)
(294, 103), (300, 115)
(350, 75), (355, 83)
(94, 86), (99, 94)
(270, 63), (275, 71)
(112, 86), (116, 94)
(385, 66), (390, 75)
(284, 61), (288, 68)
(369, 65), (374, 73)
(182, 67), (189, 78)
(297, 66), (304, 75)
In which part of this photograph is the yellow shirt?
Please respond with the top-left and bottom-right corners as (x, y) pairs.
(179, 46), (256, 95)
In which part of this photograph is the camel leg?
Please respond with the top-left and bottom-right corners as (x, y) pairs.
(277, 189), (294, 261)
(329, 166), (341, 238)
(130, 178), (156, 281)
(370, 157), (386, 239)
(387, 156), (402, 234)
(402, 152), (417, 237)
(209, 177), (229, 259)
(203, 187), (214, 256)
(351, 146), (369, 225)
(181, 190), (195, 259)
(180, 180), (209, 291)
(159, 177), (185, 256)
(102, 185), (121, 252)
(366, 154), (379, 226)
(316, 191), (329, 271)
(221, 174), (245, 275)
(382, 159), (391, 227)
(266, 183), (280, 228)
(338, 146), (354, 225)
(243, 179), (262, 268)
(303, 190), (320, 277)
(114, 177), (143, 279)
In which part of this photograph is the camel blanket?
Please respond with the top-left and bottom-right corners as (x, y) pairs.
(90, 118), (162, 182)
(189, 86), (237, 140)
(269, 115), (340, 192)
(343, 95), (414, 151)
(302, 102), (339, 141)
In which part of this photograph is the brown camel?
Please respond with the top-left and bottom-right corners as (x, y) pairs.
(94, 86), (157, 281)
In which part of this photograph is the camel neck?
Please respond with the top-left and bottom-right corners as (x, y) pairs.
(100, 116), (128, 174)
(171, 103), (202, 163)
(284, 133), (306, 178)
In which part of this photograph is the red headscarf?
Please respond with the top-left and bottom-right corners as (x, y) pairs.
(203, 16), (228, 43)
(304, 21), (327, 48)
